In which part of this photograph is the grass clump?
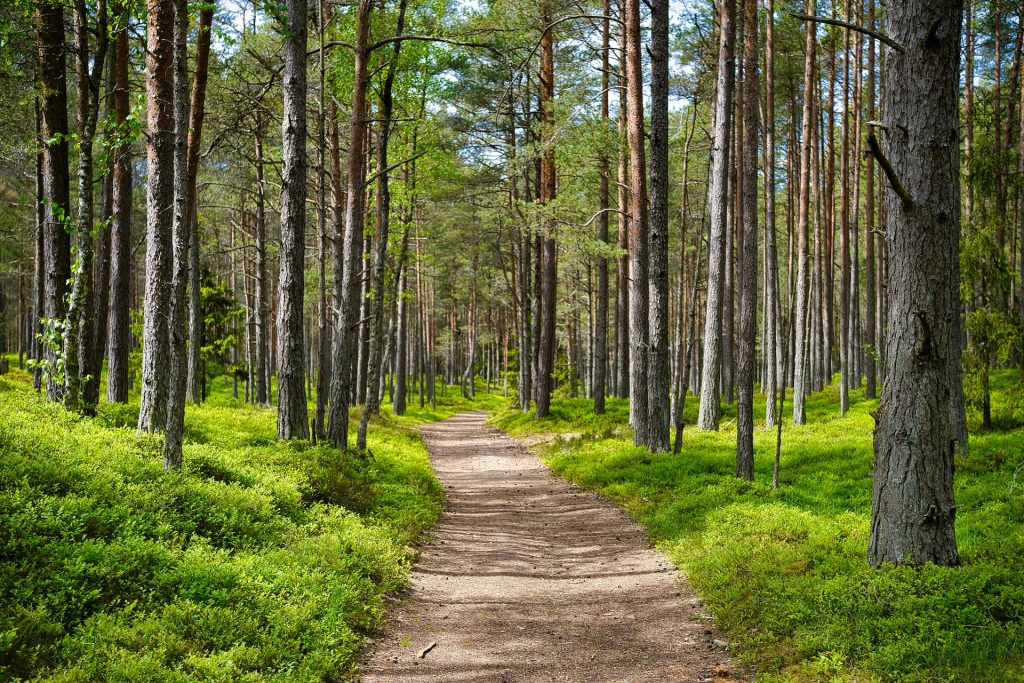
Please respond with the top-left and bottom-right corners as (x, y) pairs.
(491, 371), (1024, 682)
(0, 367), (501, 681)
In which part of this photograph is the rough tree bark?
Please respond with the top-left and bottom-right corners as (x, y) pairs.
(35, 1), (72, 403)
(697, 0), (735, 431)
(63, 0), (107, 412)
(791, 0), (816, 426)
(867, 0), (964, 567)
(138, 0), (176, 432)
(327, 0), (371, 449)
(163, 0), (191, 468)
(736, 0), (758, 479)
(623, 0), (650, 441)
(166, 2), (214, 469)
(106, 7), (131, 403)
(277, 0), (311, 441)
(646, 0), (671, 451)
(534, 0), (558, 419)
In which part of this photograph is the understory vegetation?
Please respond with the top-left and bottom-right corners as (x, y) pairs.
(492, 373), (1024, 683)
(0, 362), (496, 682)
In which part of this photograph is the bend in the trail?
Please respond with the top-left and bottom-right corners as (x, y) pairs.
(360, 411), (744, 682)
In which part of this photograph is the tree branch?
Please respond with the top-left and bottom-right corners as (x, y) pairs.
(790, 13), (905, 53)
(867, 133), (912, 209)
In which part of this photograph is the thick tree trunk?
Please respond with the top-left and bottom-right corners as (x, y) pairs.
(534, 0), (558, 419)
(36, 2), (72, 403)
(697, 0), (735, 431)
(138, 0), (176, 431)
(163, 0), (191, 468)
(736, 0), (758, 480)
(791, 0), (816, 425)
(106, 11), (132, 403)
(646, 0), (671, 451)
(868, 0), (963, 568)
(327, 0), (371, 449)
(277, 0), (310, 441)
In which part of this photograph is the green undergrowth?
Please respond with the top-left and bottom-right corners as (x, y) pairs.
(0, 365), (498, 682)
(492, 372), (1024, 682)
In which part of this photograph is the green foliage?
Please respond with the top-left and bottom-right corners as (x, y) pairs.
(0, 368), (446, 681)
(961, 216), (1022, 423)
(492, 375), (1024, 682)
(27, 317), (68, 387)
(198, 274), (245, 389)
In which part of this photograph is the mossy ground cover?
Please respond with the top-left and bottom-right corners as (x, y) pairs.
(492, 373), (1024, 682)
(0, 361), (497, 682)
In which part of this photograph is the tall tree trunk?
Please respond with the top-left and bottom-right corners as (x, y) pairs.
(106, 9), (132, 403)
(358, 0), (407, 449)
(763, 0), (782, 426)
(138, 0), (176, 431)
(594, 0), (611, 415)
(534, 0), (558, 419)
(313, 0), (331, 438)
(165, 2), (214, 468)
(63, 0), (107, 412)
(623, 0), (650, 441)
(615, 5), (630, 400)
(182, 9), (214, 409)
(254, 123), (270, 405)
(864, 0), (878, 399)
(867, 0), (963, 567)
(736, 0), (758, 479)
(646, 0), (671, 451)
(328, 0), (371, 449)
(697, 0), (735, 430)
(277, 0), (310, 440)
(32, 100), (44, 393)
(673, 103), (699, 450)
(394, 265), (409, 415)
(791, 0), (816, 425)
(1019, 6), (1024, 334)
(36, 3), (72, 403)
(87, 53), (114, 409)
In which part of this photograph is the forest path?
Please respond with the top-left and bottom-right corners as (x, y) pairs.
(359, 412), (743, 682)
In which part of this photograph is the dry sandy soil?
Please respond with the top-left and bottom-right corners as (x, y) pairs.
(359, 412), (744, 682)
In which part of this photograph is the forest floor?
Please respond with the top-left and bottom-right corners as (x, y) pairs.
(360, 411), (742, 682)
(490, 375), (1024, 682)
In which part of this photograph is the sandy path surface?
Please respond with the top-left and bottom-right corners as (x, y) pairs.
(359, 412), (743, 682)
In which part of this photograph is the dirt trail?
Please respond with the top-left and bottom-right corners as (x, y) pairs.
(360, 412), (743, 682)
